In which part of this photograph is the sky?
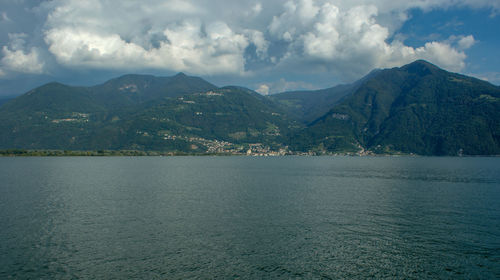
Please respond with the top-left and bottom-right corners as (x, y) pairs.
(0, 0), (499, 97)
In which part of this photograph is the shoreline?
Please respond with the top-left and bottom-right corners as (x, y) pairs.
(0, 150), (498, 157)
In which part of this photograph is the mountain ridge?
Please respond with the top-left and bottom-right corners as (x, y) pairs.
(294, 60), (500, 155)
(0, 73), (289, 153)
(1, 62), (499, 155)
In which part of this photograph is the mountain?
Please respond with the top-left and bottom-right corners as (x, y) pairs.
(0, 96), (14, 108)
(117, 86), (291, 151)
(271, 84), (354, 123)
(0, 74), (289, 152)
(0, 73), (217, 113)
(271, 69), (381, 124)
(89, 72), (218, 108)
(0, 61), (499, 155)
(293, 60), (500, 155)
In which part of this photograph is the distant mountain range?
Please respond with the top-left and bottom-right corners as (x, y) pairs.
(1, 60), (499, 155)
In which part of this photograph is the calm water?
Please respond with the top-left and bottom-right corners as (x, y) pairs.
(0, 156), (499, 279)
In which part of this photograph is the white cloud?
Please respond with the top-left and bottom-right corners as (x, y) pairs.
(330, 0), (500, 15)
(0, 33), (46, 75)
(447, 35), (476, 50)
(43, 0), (267, 75)
(245, 2), (262, 17)
(268, 1), (474, 79)
(157, 0), (202, 14)
(9, 0), (496, 80)
(44, 20), (250, 75)
(457, 35), (476, 50)
(257, 78), (318, 94)
(245, 30), (269, 59)
(414, 42), (467, 71)
(1, 47), (46, 75)
(256, 84), (270, 95)
(252, 3), (263, 15)
(269, 0), (320, 42)
(6, 33), (29, 50)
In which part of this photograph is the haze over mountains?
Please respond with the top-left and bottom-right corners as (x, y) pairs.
(0, 60), (499, 155)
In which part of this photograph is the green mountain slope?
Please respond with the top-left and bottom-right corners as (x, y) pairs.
(1, 61), (499, 155)
(295, 60), (500, 155)
(113, 86), (291, 151)
(0, 96), (14, 108)
(90, 73), (218, 108)
(0, 83), (101, 113)
(271, 84), (354, 123)
(271, 69), (380, 124)
(0, 74), (290, 152)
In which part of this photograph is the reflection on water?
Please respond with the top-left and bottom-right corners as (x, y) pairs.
(0, 156), (499, 278)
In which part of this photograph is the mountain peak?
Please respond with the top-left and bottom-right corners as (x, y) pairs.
(174, 72), (187, 78)
(409, 59), (438, 68)
(402, 59), (441, 76)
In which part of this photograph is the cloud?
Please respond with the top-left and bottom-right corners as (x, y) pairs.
(44, 20), (251, 75)
(446, 34), (476, 50)
(413, 42), (467, 72)
(268, 1), (475, 79)
(256, 78), (318, 94)
(4, 0), (497, 81)
(330, 0), (500, 15)
(470, 72), (500, 85)
(253, 3), (263, 15)
(245, 30), (269, 59)
(1, 47), (46, 74)
(457, 35), (476, 50)
(0, 33), (46, 75)
(244, 3), (263, 17)
(256, 84), (270, 95)
(41, 0), (269, 75)
(1, 11), (11, 22)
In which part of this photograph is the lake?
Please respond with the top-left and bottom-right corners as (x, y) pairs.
(0, 156), (499, 279)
